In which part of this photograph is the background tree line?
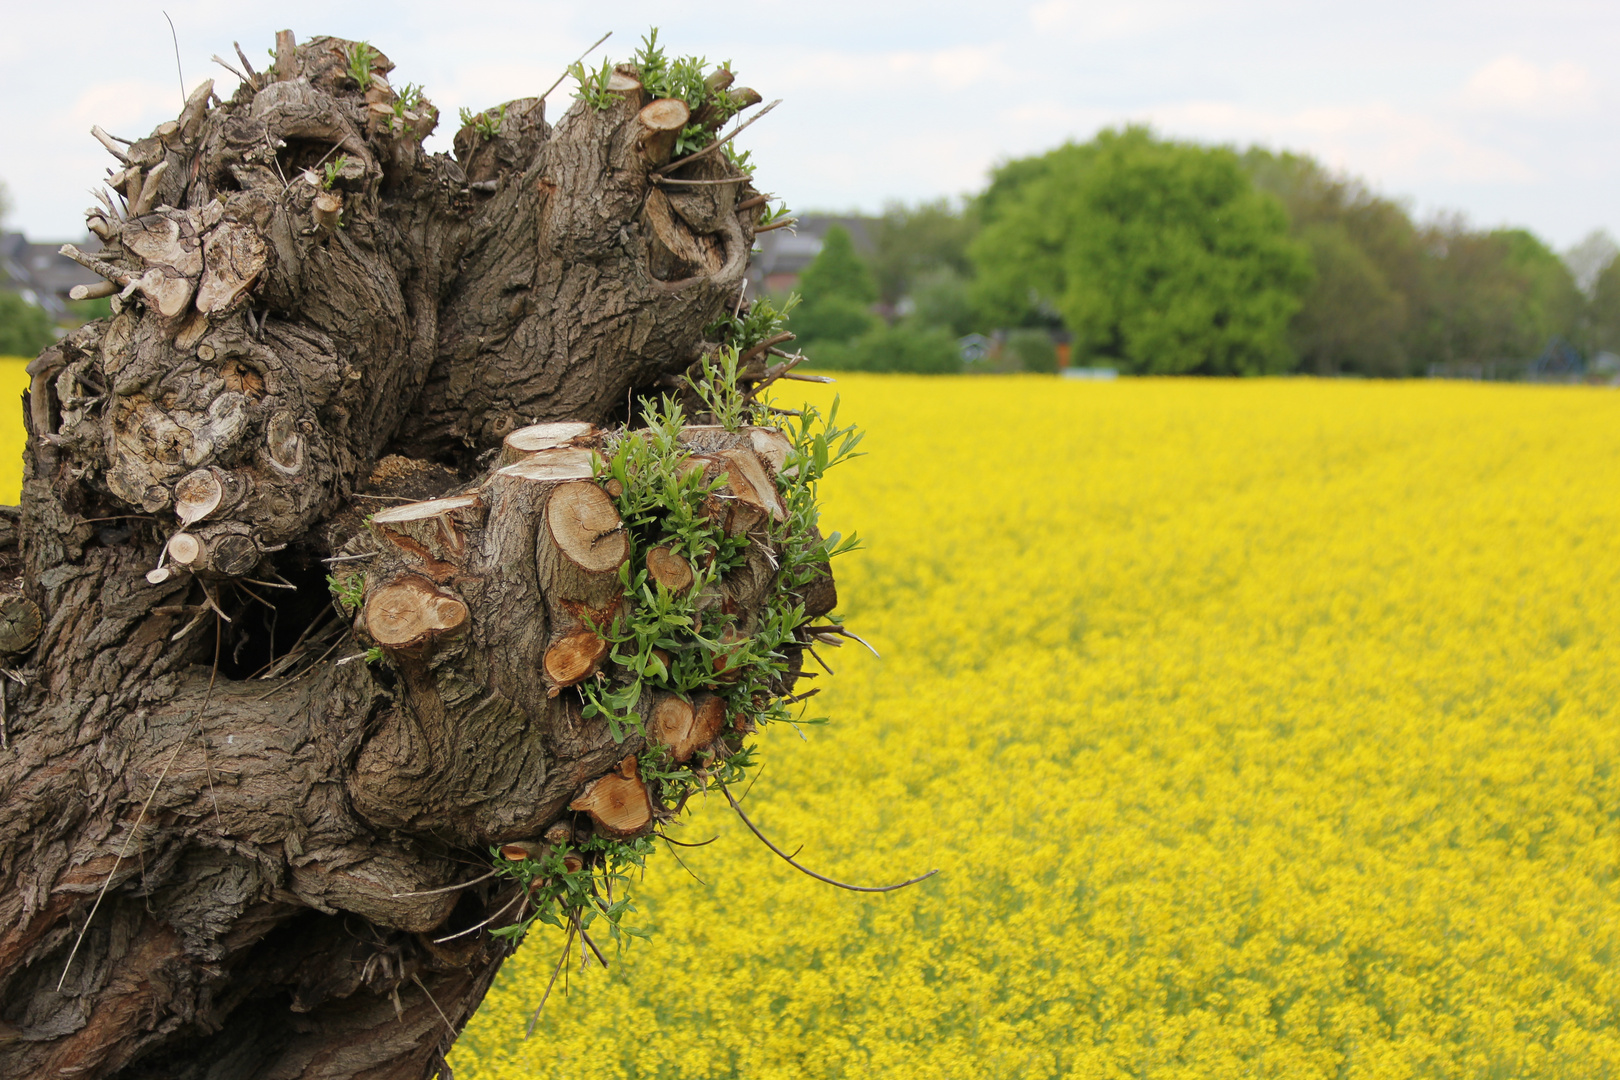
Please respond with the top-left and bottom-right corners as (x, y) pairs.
(792, 126), (1620, 376)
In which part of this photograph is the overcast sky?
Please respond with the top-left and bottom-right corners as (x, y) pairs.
(2, 1), (1615, 249)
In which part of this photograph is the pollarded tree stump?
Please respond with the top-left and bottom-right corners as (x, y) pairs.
(0, 30), (823, 1080)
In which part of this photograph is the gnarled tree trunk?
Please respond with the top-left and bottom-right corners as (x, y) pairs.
(0, 32), (808, 1078)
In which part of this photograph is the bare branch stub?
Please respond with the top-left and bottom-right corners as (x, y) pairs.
(0, 27), (790, 1080)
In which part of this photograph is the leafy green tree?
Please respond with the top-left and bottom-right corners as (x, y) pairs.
(0, 290), (56, 357)
(793, 226), (879, 346)
(1414, 223), (1582, 365)
(1495, 229), (1583, 354)
(1245, 150), (1426, 375)
(971, 128), (1313, 374)
(869, 199), (978, 308)
(968, 142), (1098, 331)
(1589, 257), (1620, 355)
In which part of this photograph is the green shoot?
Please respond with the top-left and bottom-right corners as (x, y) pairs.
(458, 103), (506, 141)
(327, 572), (365, 614)
(569, 58), (620, 109)
(344, 41), (379, 88)
(321, 155), (349, 190)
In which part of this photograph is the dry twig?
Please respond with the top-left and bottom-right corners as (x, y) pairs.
(717, 780), (937, 894)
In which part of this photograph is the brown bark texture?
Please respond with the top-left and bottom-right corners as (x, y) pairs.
(0, 31), (812, 1079)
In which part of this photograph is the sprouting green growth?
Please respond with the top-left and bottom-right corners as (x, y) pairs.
(327, 572), (365, 614)
(581, 369), (863, 756)
(707, 292), (799, 357)
(569, 29), (742, 159)
(686, 348), (753, 432)
(569, 58), (620, 109)
(675, 124), (710, 158)
(492, 353), (862, 962)
(396, 83), (427, 112)
(490, 835), (655, 948)
(364, 646), (385, 666)
(759, 202), (795, 229)
(321, 155), (349, 190)
(581, 398), (752, 740)
(390, 82), (429, 132)
(345, 41), (379, 88)
(458, 103), (506, 141)
(632, 30), (718, 113)
(723, 144), (755, 176)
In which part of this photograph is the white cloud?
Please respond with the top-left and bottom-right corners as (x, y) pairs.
(67, 79), (213, 133)
(998, 98), (1540, 188)
(1028, 0), (1198, 37)
(769, 44), (1008, 95)
(3, 0), (1619, 247)
(1459, 55), (1596, 115)
(1160, 100), (1537, 184)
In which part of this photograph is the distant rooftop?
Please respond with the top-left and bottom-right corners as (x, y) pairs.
(747, 214), (874, 297)
(1, 232), (102, 318)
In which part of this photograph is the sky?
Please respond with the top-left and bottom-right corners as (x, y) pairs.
(2, 1), (1616, 250)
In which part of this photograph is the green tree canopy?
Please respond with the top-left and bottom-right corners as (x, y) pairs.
(1245, 149), (1424, 375)
(0, 290), (56, 357)
(1589, 257), (1620, 355)
(1413, 223), (1583, 365)
(868, 199), (977, 308)
(792, 225), (879, 346)
(971, 128), (1313, 374)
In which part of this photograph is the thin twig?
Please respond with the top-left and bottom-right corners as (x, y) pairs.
(390, 868), (500, 898)
(540, 31), (612, 103)
(232, 579), (275, 612)
(657, 832), (718, 848)
(239, 576), (298, 590)
(807, 645), (834, 675)
(199, 581), (232, 623)
(211, 54), (248, 84)
(746, 354), (807, 400)
(524, 923), (576, 1038)
(736, 763), (765, 805)
(233, 42), (259, 87)
(163, 11), (185, 107)
(654, 99), (780, 177)
(755, 217), (798, 234)
(432, 891), (523, 943)
(251, 631), (345, 701)
(662, 839), (708, 885)
(652, 174), (753, 186)
(59, 621), (224, 990)
(732, 278), (748, 320)
(717, 780), (938, 894)
(321, 551), (377, 563)
(823, 626), (880, 658)
(740, 331), (795, 369)
(577, 925), (608, 969)
(780, 687), (821, 706)
(411, 973), (458, 1036)
(256, 609), (336, 679)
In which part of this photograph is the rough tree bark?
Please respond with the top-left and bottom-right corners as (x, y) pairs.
(0, 32), (817, 1078)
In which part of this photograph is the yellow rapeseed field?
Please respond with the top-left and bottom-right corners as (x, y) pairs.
(0, 360), (1614, 1076)
(0, 359), (31, 503)
(452, 376), (1619, 1079)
